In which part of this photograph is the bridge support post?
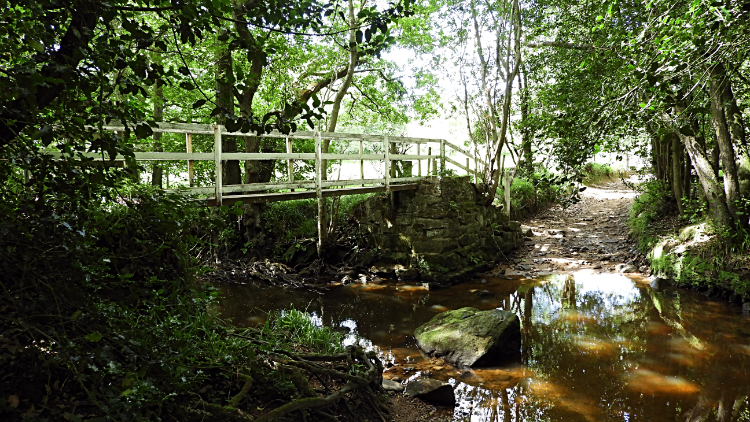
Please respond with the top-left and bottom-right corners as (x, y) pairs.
(214, 125), (222, 206)
(315, 131), (325, 257)
(440, 139), (446, 174)
(384, 136), (393, 208)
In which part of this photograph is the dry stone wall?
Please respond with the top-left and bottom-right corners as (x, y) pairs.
(353, 177), (524, 283)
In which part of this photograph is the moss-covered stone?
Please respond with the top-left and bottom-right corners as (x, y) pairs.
(352, 177), (524, 284)
(413, 307), (521, 367)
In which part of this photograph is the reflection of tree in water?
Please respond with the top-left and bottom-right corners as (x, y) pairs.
(217, 277), (750, 421)
(561, 276), (576, 309)
(509, 276), (750, 422)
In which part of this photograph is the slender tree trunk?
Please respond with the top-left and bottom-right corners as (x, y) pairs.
(484, 0), (522, 206)
(215, 42), (242, 185)
(324, 0), (360, 182)
(717, 63), (750, 200)
(683, 149), (693, 201)
(709, 63), (741, 224)
(518, 64), (532, 174)
(151, 52), (164, 188)
(671, 133), (684, 215)
(675, 104), (735, 230)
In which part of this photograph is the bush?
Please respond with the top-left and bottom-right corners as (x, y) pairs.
(582, 162), (615, 185)
(627, 180), (676, 251)
(505, 169), (564, 218)
(0, 184), (260, 421)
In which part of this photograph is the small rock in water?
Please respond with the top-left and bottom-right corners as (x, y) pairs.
(403, 366), (415, 372)
(742, 303), (750, 314)
(480, 279), (488, 283)
(382, 379), (404, 392)
(650, 277), (669, 290)
(433, 366), (444, 371)
(405, 379), (456, 406)
(391, 376), (402, 382)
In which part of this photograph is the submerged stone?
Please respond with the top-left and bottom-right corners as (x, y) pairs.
(413, 307), (521, 367)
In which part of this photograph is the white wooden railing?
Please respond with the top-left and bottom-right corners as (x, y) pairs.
(48, 122), (489, 206)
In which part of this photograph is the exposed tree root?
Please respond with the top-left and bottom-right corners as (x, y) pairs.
(196, 338), (388, 422)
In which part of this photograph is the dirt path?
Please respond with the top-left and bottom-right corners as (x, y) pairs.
(495, 177), (648, 277)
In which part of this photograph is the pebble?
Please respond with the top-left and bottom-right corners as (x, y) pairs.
(433, 366), (444, 371)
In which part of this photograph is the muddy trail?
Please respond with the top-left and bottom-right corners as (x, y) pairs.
(494, 177), (646, 279)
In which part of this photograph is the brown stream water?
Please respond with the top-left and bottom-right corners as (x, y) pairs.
(216, 270), (750, 421)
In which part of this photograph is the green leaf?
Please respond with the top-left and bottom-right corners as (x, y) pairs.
(180, 81), (195, 90)
(28, 39), (44, 52)
(192, 99), (207, 109)
(356, 30), (363, 43)
(85, 332), (103, 342)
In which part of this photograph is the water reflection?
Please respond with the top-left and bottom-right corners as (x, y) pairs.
(215, 271), (750, 421)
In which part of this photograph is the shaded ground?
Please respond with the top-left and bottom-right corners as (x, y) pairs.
(492, 177), (649, 278)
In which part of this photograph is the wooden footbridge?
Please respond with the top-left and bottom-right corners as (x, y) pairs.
(66, 122), (491, 207)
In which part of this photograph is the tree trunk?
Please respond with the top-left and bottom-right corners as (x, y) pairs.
(683, 148), (693, 201)
(675, 104), (735, 230)
(324, 0), (360, 182)
(484, 0), (522, 205)
(717, 63), (750, 200)
(151, 52), (164, 188)
(518, 64), (532, 174)
(671, 133), (684, 215)
(709, 63), (742, 224)
(215, 43), (242, 185)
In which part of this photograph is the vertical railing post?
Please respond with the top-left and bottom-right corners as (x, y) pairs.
(427, 146), (432, 175)
(440, 139), (446, 174)
(315, 131), (324, 256)
(384, 136), (393, 208)
(417, 143), (421, 177)
(186, 133), (194, 187)
(384, 136), (391, 191)
(214, 125), (222, 206)
(474, 149), (478, 184)
(359, 139), (364, 187)
(286, 137), (294, 192)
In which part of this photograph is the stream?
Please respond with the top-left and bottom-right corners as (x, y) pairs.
(216, 270), (750, 421)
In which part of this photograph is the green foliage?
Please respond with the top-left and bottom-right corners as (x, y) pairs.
(628, 180), (675, 251)
(260, 309), (345, 355)
(506, 169), (565, 218)
(582, 162), (614, 185)
(0, 183), (260, 420)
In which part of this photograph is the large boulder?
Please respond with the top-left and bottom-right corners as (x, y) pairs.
(404, 379), (455, 406)
(414, 307), (521, 367)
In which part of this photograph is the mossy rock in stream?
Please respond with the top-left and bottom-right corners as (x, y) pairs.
(414, 307), (521, 367)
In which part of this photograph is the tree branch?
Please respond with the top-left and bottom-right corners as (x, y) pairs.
(525, 41), (597, 51)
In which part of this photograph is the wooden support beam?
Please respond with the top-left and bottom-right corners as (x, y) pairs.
(359, 139), (364, 187)
(286, 137), (294, 192)
(214, 125), (222, 206)
(440, 139), (446, 174)
(417, 144), (421, 177)
(186, 133), (194, 187)
(315, 131), (324, 257)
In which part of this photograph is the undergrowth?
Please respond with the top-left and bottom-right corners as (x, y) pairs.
(0, 183), (361, 421)
(582, 162), (617, 185)
(627, 180), (750, 299)
(506, 169), (565, 219)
